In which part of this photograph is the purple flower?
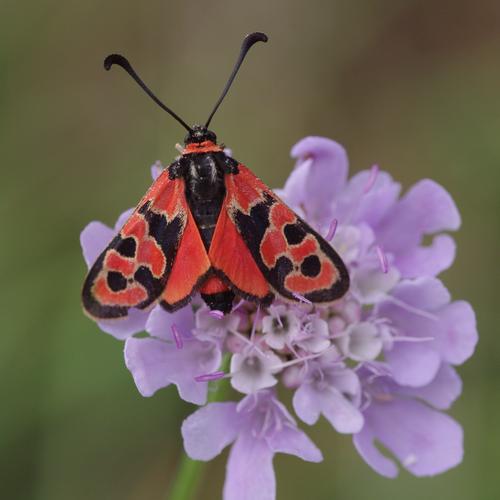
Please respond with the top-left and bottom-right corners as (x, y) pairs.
(81, 140), (477, 499)
(354, 363), (463, 477)
(182, 390), (322, 500)
(230, 347), (282, 394)
(124, 305), (222, 405)
(281, 137), (348, 226)
(377, 277), (478, 387)
(292, 355), (364, 433)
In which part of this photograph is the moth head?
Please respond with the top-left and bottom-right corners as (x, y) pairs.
(184, 125), (217, 145)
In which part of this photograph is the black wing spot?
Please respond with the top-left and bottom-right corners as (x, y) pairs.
(235, 201), (272, 247)
(269, 256), (294, 289)
(147, 211), (169, 243)
(107, 271), (128, 291)
(118, 237), (136, 257)
(284, 224), (306, 245)
(134, 265), (155, 287)
(301, 255), (321, 277)
(143, 210), (184, 258)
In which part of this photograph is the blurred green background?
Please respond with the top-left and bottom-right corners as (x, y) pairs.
(1, 1), (499, 499)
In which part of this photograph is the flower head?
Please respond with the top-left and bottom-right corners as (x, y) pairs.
(182, 390), (322, 500)
(81, 139), (477, 498)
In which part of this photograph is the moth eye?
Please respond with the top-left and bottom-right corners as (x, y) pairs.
(107, 271), (128, 291)
(301, 255), (321, 277)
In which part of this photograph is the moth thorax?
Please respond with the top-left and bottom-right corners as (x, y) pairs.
(188, 155), (225, 200)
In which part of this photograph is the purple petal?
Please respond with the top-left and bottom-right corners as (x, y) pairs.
(395, 234), (456, 278)
(335, 169), (401, 228)
(398, 364), (462, 410)
(436, 301), (478, 365)
(293, 381), (363, 433)
(146, 304), (195, 341)
(289, 137), (349, 223)
(81, 209), (133, 268)
(355, 398), (463, 477)
(351, 266), (400, 304)
(353, 425), (399, 478)
(267, 425), (322, 462)
(280, 157), (311, 209)
(318, 388), (364, 434)
(376, 179), (461, 255)
(389, 277), (451, 311)
(182, 402), (239, 460)
(114, 208), (134, 231)
(378, 279), (469, 386)
(97, 308), (150, 340)
(150, 161), (164, 180)
(385, 341), (441, 387)
(293, 384), (322, 425)
(80, 221), (114, 268)
(124, 336), (221, 404)
(223, 433), (276, 500)
(124, 337), (174, 397)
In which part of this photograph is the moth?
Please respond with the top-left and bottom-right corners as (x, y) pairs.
(82, 32), (349, 320)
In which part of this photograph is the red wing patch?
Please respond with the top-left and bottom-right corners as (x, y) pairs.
(160, 206), (211, 311)
(209, 196), (272, 303)
(199, 276), (231, 295)
(82, 168), (189, 319)
(221, 164), (349, 304)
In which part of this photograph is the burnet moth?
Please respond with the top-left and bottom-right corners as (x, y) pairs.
(82, 32), (349, 320)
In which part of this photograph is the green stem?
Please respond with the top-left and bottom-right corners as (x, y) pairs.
(167, 355), (231, 500)
(167, 452), (204, 500)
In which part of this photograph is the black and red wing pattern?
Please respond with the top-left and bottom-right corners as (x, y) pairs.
(209, 191), (274, 304)
(82, 167), (210, 319)
(211, 164), (349, 304)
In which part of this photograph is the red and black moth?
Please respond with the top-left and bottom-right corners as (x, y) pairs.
(82, 32), (349, 320)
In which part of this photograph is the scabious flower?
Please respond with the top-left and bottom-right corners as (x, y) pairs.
(182, 389), (322, 500)
(81, 137), (477, 499)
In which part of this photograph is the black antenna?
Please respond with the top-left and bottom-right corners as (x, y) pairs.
(205, 32), (268, 128)
(104, 54), (192, 133)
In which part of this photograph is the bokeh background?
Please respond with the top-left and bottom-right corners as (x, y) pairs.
(2, 1), (499, 499)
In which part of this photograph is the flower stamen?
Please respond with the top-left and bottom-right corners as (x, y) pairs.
(391, 335), (435, 343)
(232, 330), (265, 355)
(231, 299), (245, 313)
(194, 371), (226, 382)
(292, 292), (312, 305)
(271, 347), (334, 370)
(376, 245), (389, 273)
(363, 164), (379, 193)
(384, 295), (439, 321)
(171, 323), (183, 349)
(325, 218), (338, 241)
